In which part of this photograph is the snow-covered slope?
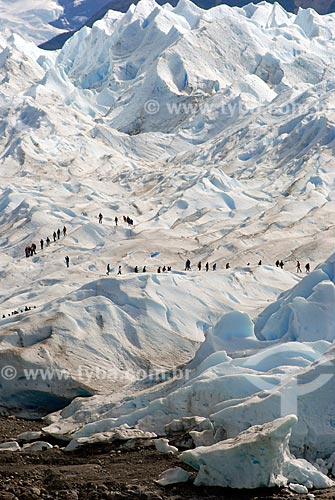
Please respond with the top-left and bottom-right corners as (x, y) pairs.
(43, 253), (335, 461)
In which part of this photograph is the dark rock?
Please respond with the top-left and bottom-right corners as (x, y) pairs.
(57, 490), (79, 500)
(0, 493), (17, 500)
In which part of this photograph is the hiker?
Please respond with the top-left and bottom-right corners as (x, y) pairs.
(167, 266), (171, 271)
(226, 262), (230, 269)
(162, 266), (166, 272)
(205, 262), (209, 272)
(258, 260), (262, 265)
(117, 265), (122, 275)
(46, 237), (51, 247)
(305, 262), (310, 273)
(40, 239), (44, 250)
(275, 260), (280, 267)
(279, 260), (284, 269)
(57, 228), (61, 240)
(25, 246), (30, 258)
(198, 261), (202, 271)
(65, 256), (70, 268)
(123, 215), (127, 223)
(157, 266), (161, 273)
(106, 263), (110, 275)
(134, 266), (139, 273)
(31, 243), (37, 255)
(212, 263), (217, 271)
(185, 259), (191, 271)
(115, 216), (118, 226)
(53, 231), (57, 242)
(143, 266), (146, 272)
(98, 213), (103, 224)
(296, 260), (302, 273)
(63, 226), (67, 236)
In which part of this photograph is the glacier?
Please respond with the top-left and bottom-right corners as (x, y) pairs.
(0, 0), (335, 490)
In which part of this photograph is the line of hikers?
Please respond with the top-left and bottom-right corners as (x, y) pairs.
(109, 259), (311, 276)
(25, 226), (67, 257)
(107, 261), (231, 276)
(186, 260), (221, 272)
(275, 259), (310, 273)
(22, 214), (311, 277)
(2, 305), (37, 318)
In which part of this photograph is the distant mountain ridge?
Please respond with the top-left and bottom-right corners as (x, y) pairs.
(38, 0), (296, 50)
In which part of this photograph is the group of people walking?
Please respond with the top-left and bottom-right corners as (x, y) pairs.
(99, 213), (134, 227)
(123, 215), (134, 226)
(186, 259), (230, 272)
(22, 213), (313, 277)
(25, 226), (67, 258)
(110, 258), (311, 276)
(2, 305), (36, 319)
(24, 243), (37, 257)
(24, 226), (70, 272)
(296, 260), (310, 273)
(276, 259), (310, 273)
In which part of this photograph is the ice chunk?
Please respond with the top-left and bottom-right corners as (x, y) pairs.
(180, 415), (333, 489)
(154, 438), (178, 454)
(0, 441), (20, 451)
(156, 466), (192, 485)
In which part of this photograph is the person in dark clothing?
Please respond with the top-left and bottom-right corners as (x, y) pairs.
(117, 265), (122, 275)
(198, 261), (202, 271)
(296, 260), (302, 273)
(162, 266), (166, 272)
(25, 246), (30, 258)
(143, 266), (146, 272)
(205, 262), (209, 272)
(40, 239), (44, 250)
(46, 237), (51, 247)
(53, 231), (57, 242)
(65, 256), (70, 268)
(226, 262), (230, 269)
(212, 263), (217, 271)
(63, 226), (67, 236)
(106, 263), (110, 275)
(167, 266), (171, 271)
(98, 213), (103, 224)
(31, 243), (37, 255)
(185, 259), (191, 271)
(123, 215), (127, 223)
(57, 228), (61, 240)
(115, 216), (118, 226)
(305, 262), (310, 273)
(279, 260), (284, 269)
(157, 266), (161, 273)
(134, 266), (139, 273)
(258, 260), (262, 265)
(275, 260), (280, 267)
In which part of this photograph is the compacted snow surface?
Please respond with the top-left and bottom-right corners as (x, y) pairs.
(1, 0), (335, 489)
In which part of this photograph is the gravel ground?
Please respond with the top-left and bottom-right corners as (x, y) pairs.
(0, 417), (334, 500)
